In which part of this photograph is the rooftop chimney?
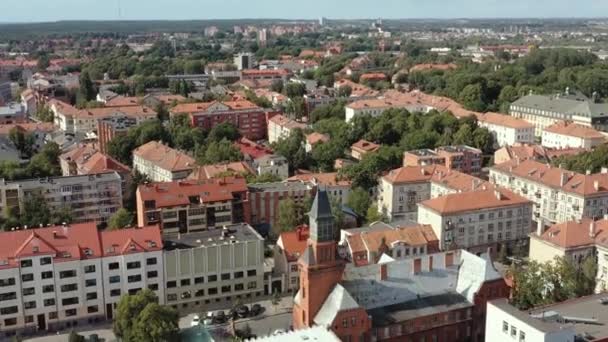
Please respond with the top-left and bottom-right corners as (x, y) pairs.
(494, 190), (503, 200)
(560, 173), (568, 187)
(586, 170), (592, 175)
(601, 167), (608, 174)
(590, 221), (597, 238)
(379, 264), (387, 281)
(594, 180), (600, 192)
(536, 219), (544, 236)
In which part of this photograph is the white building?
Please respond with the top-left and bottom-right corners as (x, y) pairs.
(252, 154), (289, 180)
(0, 172), (123, 224)
(486, 299), (575, 342)
(344, 98), (432, 123)
(267, 114), (306, 144)
(476, 112), (535, 147)
(490, 159), (608, 224)
(541, 121), (605, 149)
(0, 223), (163, 337)
(132, 141), (196, 182)
(287, 172), (352, 205)
(161, 224), (266, 312)
(234, 52), (256, 71)
(417, 187), (532, 253)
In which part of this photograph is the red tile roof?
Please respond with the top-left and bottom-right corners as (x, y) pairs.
(279, 225), (309, 262)
(478, 112), (535, 129)
(171, 100), (260, 114)
(235, 137), (274, 159)
(79, 152), (131, 175)
(544, 121), (605, 140)
(133, 141), (196, 173)
(0, 223), (161, 269)
(105, 96), (141, 107)
(100, 226), (163, 257)
(287, 172), (351, 187)
(419, 187), (531, 215)
(305, 132), (330, 145)
(187, 162), (254, 180)
(383, 165), (448, 184)
(351, 139), (380, 154)
(137, 177), (248, 208)
(492, 159), (608, 196)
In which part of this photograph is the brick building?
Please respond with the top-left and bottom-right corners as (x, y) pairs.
(136, 177), (250, 236)
(404, 145), (482, 175)
(292, 191), (509, 342)
(170, 100), (267, 140)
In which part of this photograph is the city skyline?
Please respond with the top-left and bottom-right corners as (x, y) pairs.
(2, 0), (608, 23)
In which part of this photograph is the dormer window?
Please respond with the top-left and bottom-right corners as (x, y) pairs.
(32, 246), (39, 253)
(130, 244), (136, 251)
(84, 249), (93, 256)
(147, 241), (157, 248)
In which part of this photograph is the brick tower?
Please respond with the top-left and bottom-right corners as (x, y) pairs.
(292, 190), (345, 329)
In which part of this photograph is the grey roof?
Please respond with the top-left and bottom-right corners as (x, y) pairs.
(162, 223), (263, 250)
(489, 299), (569, 334)
(247, 326), (340, 342)
(0, 171), (122, 188)
(0, 103), (24, 117)
(511, 94), (608, 119)
(309, 190), (333, 220)
(314, 284), (360, 326)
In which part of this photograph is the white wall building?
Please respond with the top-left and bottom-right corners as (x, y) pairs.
(541, 121), (605, 149)
(417, 188), (532, 253)
(477, 112), (535, 147)
(267, 114), (306, 144)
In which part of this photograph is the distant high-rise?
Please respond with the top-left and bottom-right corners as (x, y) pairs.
(233, 52), (256, 71)
(258, 28), (268, 45)
(319, 17), (326, 26)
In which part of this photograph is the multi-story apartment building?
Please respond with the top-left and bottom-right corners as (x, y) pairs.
(240, 69), (291, 82)
(344, 98), (430, 122)
(0, 172), (123, 224)
(490, 159), (608, 224)
(59, 144), (130, 178)
(97, 114), (139, 154)
(171, 100), (268, 140)
(378, 165), (486, 222)
(510, 90), (608, 136)
(0, 223), (162, 338)
(417, 187), (533, 254)
(162, 223), (265, 312)
(267, 114), (306, 144)
(132, 141), (196, 182)
(340, 222), (439, 267)
(136, 177), (250, 235)
(248, 181), (316, 232)
(476, 112), (535, 147)
(287, 172), (352, 205)
(50, 99), (156, 135)
(404, 145), (482, 175)
(541, 121), (605, 149)
(233, 52), (256, 70)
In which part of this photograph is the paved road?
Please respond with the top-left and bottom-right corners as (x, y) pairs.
(26, 295), (295, 341)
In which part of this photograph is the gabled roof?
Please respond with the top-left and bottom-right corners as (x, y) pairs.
(187, 162), (254, 180)
(314, 284), (360, 326)
(133, 141), (195, 173)
(419, 187), (530, 215)
(383, 164), (447, 184)
(456, 250), (502, 302)
(538, 218), (608, 249)
(101, 226), (162, 256)
(544, 121), (605, 140)
(287, 172), (351, 187)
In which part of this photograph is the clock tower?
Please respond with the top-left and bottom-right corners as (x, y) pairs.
(292, 190), (345, 329)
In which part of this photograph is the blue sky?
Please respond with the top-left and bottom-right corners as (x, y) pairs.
(2, 0), (607, 22)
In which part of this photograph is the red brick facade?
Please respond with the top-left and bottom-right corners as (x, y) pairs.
(190, 108), (267, 140)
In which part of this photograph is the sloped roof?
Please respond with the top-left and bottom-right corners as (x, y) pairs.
(419, 187), (530, 215)
(539, 218), (608, 249)
(309, 190), (333, 220)
(544, 121), (605, 139)
(314, 284), (360, 326)
(456, 250), (502, 302)
(133, 141), (195, 173)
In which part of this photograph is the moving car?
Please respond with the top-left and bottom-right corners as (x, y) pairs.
(250, 304), (263, 316)
(190, 315), (200, 327)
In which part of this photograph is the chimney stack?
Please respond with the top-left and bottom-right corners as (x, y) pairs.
(536, 219), (544, 236)
(379, 264), (387, 281)
(586, 170), (592, 175)
(590, 220), (597, 238)
(560, 172), (568, 187)
(494, 190), (502, 200)
(601, 167), (608, 174)
(594, 180), (600, 192)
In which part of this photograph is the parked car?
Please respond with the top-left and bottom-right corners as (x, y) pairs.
(191, 315), (200, 327)
(236, 305), (249, 318)
(213, 310), (227, 324)
(203, 312), (214, 325)
(250, 303), (263, 316)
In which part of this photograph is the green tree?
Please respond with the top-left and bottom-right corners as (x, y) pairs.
(275, 198), (300, 236)
(273, 129), (309, 172)
(37, 55), (50, 71)
(310, 141), (344, 172)
(284, 83), (306, 99)
(108, 208), (134, 230)
(207, 122), (240, 143)
(114, 289), (178, 342)
(347, 187), (371, 219)
(270, 80), (284, 93)
(79, 71), (96, 102)
(246, 173), (282, 184)
(197, 139), (242, 165)
(9, 128), (34, 158)
(366, 206), (384, 223)
(337, 85), (352, 98)
(458, 84), (485, 112)
(34, 104), (54, 122)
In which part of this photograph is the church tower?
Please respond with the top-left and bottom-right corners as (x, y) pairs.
(292, 190), (345, 329)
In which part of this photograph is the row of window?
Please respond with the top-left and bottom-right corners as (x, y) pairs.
(166, 269), (257, 288)
(167, 281), (257, 302)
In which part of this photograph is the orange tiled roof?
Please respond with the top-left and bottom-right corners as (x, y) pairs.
(268, 114), (307, 130)
(105, 96), (141, 107)
(419, 187), (531, 214)
(279, 225), (309, 262)
(133, 141), (195, 172)
(383, 165), (447, 184)
(305, 132), (330, 145)
(410, 63), (457, 72)
(351, 139), (380, 153)
(538, 218), (605, 249)
(544, 121), (605, 140)
(492, 159), (608, 196)
(171, 100), (260, 114)
(287, 172), (351, 187)
(478, 112), (535, 129)
(431, 170), (492, 192)
(137, 177), (247, 208)
(187, 162), (254, 180)
(355, 224), (439, 254)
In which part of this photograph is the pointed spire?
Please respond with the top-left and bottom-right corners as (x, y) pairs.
(309, 190), (333, 221)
